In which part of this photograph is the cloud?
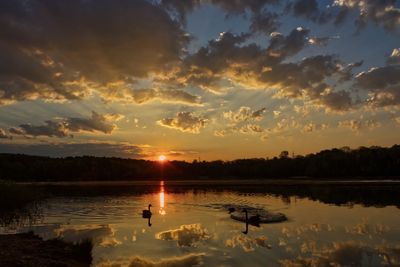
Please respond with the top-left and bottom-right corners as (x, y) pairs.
(0, 128), (12, 139)
(239, 124), (266, 134)
(317, 89), (354, 112)
(356, 65), (400, 90)
(333, 0), (400, 32)
(0, 0), (189, 104)
(302, 122), (329, 133)
(223, 107), (266, 123)
(338, 119), (380, 131)
(250, 11), (280, 35)
(98, 253), (206, 267)
(0, 142), (144, 158)
(286, 0), (331, 24)
(100, 88), (201, 106)
(214, 127), (236, 137)
(10, 120), (69, 138)
(217, 106), (267, 138)
(356, 65), (400, 107)
(272, 118), (300, 133)
(210, 0), (277, 15)
(65, 111), (119, 134)
(267, 27), (310, 59)
(177, 27), (356, 111)
(307, 35), (340, 46)
(157, 112), (208, 134)
(387, 48), (400, 65)
(9, 111), (119, 138)
(214, 124), (267, 139)
(155, 224), (210, 247)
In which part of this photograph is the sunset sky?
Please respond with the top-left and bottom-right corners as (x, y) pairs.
(0, 0), (399, 160)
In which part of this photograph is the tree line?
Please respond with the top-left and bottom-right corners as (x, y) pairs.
(0, 145), (399, 181)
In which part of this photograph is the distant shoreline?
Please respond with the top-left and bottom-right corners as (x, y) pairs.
(2, 145), (400, 181)
(16, 178), (400, 186)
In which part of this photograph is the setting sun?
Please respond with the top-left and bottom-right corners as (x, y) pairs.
(158, 155), (166, 162)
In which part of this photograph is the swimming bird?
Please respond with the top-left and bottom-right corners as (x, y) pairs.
(242, 208), (261, 227)
(142, 204), (152, 218)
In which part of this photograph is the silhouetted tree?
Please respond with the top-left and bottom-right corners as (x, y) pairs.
(0, 145), (400, 181)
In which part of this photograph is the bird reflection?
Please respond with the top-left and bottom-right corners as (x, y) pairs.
(242, 208), (260, 235)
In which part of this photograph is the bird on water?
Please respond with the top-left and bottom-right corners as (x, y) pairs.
(142, 204), (152, 218)
(242, 208), (261, 226)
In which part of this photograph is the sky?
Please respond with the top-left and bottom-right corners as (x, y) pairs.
(0, 0), (399, 161)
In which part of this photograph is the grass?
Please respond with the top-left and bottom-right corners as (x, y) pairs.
(0, 181), (45, 227)
(0, 232), (93, 267)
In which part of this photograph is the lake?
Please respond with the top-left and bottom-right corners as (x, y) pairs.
(1, 180), (400, 266)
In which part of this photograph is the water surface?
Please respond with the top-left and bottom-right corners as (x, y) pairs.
(1, 181), (400, 266)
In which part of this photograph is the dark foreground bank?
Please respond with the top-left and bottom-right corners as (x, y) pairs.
(0, 232), (92, 267)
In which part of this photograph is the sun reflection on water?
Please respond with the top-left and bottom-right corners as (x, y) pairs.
(159, 181), (166, 215)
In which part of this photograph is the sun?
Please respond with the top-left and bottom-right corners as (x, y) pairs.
(158, 155), (166, 162)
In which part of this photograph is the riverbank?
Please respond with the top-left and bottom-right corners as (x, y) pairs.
(15, 178), (400, 186)
(0, 232), (92, 267)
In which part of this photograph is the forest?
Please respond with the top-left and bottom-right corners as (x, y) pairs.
(0, 145), (400, 181)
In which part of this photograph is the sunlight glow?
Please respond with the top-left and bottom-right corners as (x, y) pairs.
(159, 155), (166, 162)
(159, 181), (166, 215)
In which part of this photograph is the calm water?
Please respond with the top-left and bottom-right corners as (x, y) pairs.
(2, 181), (400, 266)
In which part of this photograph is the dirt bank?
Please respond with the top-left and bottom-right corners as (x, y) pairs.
(0, 232), (92, 267)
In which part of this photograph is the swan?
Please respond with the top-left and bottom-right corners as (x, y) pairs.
(142, 204), (152, 218)
(228, 207), (235, 214)
(242, 208), (261, 226)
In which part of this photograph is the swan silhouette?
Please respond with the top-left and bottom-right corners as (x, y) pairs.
(142, 204), (152, 218)
(142, 204), (152, 227)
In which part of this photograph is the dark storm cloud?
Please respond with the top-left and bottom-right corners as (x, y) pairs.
(0, 142), (143, 158)
(0, 0), (190, 104)
(9, 111), (119, 138)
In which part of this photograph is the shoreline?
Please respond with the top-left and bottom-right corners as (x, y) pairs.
(15, 178), (400, 186)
